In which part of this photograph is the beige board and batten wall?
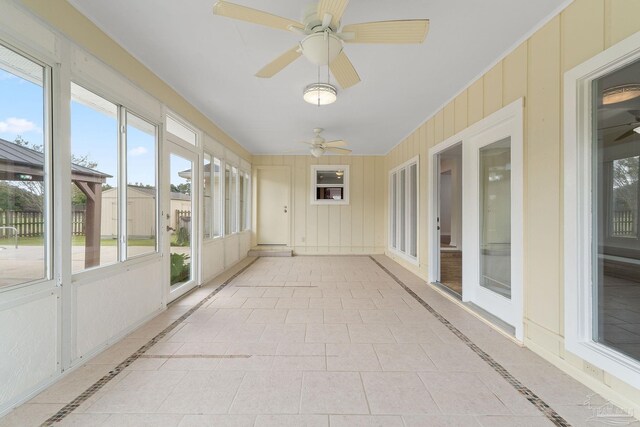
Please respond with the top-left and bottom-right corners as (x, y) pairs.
(252, 155), (386, 255)
(385, 0), (640, 414)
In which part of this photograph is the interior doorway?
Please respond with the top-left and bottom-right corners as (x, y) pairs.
(256, 166), (290, 245)
(437, 144), (463, 296)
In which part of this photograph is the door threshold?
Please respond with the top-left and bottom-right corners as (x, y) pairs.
(430, 282), (520, 344)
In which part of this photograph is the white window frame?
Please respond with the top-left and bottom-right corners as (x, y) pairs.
(0, 41), (54, 292)
(564, 30), (640, 389)
(310, 165), (350, 205)
(165, 112), (198, 147)
(240, 170), (251, 232)
(388, 156), (419, 264)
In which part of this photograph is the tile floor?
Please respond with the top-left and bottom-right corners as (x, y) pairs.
(2, 255), (639, 427)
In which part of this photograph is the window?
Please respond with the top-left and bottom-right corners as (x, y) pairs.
(389, 158), (418, 261)
(203, 153), (212, 239)
(0, 43), (50, 288)
(213, 157), (222, 237)
(565, 33), (640, 388)
(231, 166), (238, 233)
(70, 83), (118, 273)
(239, 171), (250, 231)
(69, 85), (158, 271)
(166, 115), (196, 146)
(125, 112), (157, 258)
(592, 58), (640, 363)
(311, 165), (349, 205)
(224, 163), (231, 235)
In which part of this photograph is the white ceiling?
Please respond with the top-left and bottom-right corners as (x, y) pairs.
(66, 0), (568, 155)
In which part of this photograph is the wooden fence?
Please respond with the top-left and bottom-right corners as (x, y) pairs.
(0, 210), (85, 237)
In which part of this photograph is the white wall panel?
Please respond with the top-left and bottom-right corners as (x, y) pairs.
(202, 239), (225, 283)
(224, 234), (240, 269)
(0, 291), (58, 410)
(75, 260), (162, 359)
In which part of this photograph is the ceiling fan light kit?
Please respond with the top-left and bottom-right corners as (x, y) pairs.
(602, 84), (640, 105)
(212, 0), (430, 155)
(303, 83), (337, 105)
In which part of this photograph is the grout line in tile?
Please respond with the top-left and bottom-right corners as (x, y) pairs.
(40, 257), (260, 426)
(368, 256), (572, 427)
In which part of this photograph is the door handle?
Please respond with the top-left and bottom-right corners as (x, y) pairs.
(284, 206), (288, 213)
(166, 226), (175, 232)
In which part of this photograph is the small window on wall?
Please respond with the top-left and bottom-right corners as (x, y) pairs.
(389, 158), (418, 261)
(0, 43), (50, 288)
(311, 165), (349, 205)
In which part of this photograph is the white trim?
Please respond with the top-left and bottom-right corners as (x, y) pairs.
(388, 156), (420, 265)
(564, 30), (640, 389)
(165, 142), (200, 303)
(428, 99), (524, 341)
(462, 101), (524, 341)
(255, 165), (292, 246)
(310, 165), (350, 205)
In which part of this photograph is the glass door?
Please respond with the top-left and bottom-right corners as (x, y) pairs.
(165, 144), (198, 301)
(462, 104), (523, 340)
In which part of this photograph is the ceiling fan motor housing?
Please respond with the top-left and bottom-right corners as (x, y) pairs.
(300, 32), (343, 65)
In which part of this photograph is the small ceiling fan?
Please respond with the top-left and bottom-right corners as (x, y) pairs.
(212, 0), (429, 89)
(300, 128), (352, 157)
(613, 110), (640, 142)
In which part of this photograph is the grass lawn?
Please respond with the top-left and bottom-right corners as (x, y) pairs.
(0, 235), (158, 246)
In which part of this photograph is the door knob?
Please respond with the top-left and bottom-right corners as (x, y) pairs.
(166, 225), (176, 232)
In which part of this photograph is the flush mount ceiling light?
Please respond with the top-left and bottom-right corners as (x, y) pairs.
(303, 83), (337, 106)
(603, 84), (640, 105)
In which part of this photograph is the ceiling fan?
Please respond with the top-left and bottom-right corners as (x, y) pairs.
(300, 128), (352, 157)
(212, 0), (429, 89)
(614, 110), (640, 142)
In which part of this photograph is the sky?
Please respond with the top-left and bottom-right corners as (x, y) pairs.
(0, 67), (173, 189)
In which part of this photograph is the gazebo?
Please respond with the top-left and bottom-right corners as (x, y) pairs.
(0, 137), (111, 268)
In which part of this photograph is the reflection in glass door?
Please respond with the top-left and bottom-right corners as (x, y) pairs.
(169, 153), (193, 288)
(479, 138), (512, 299)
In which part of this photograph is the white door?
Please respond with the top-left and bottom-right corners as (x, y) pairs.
(257, 167), (290, 245)
(165, 143), (199, 302)
(462, 108), (523, 340)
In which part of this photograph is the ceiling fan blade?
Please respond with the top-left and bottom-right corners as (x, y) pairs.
(323, 139), (347, 147)
(213, 1), (304, 32)
(255, 46), (302, 78)
(330, 51), (360, 89)
(317, 0), (349, 30)
(341, 19), (430, 44)
(325, 147), (352, 154)
(298, 141), (314, 145)
(615, 129), (636, 142)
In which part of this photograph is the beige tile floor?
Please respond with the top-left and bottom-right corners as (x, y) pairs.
(2, 255), (639, 426)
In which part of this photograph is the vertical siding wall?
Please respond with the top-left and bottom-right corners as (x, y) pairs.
(252, 155), (385, 254)
(385, 0), (640, 411)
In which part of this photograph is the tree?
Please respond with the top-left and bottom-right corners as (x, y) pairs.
(170, 182), (191, 195)
(613, 156), (639, 213)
